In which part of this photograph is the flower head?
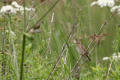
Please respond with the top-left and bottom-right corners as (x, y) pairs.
(91, 0), (115, 8)
(0, 5), (16, 14)
(103, 57), (110, 60)
(11, 1), (21, 8)
(103, 52), (120, 61)
(111, 5), (120, 14)
(0, 1), (35, 15)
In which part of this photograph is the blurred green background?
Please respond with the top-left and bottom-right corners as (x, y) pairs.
(0, 0), (120, 80)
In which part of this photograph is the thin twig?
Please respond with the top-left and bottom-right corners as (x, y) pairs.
(28, 0), (60, 32)
(8, 14), (19, 80)
(46, 10), (77, 80)
(20, 0), (60, 79)
(1, 15), (6, 79)
(106, 60), (113, 80)
(67, 40), (98, 80)
(47, 12), (55, 54)
(67, 13), (114, 80)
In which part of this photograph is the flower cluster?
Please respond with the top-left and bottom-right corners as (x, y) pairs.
(111, 5), (120, 14)
(0, 5), (16, 14)
(0, 1), (35, 15)
(90, 0), (115, 8)
(91, 0), (120, 15)
(103, 52), (120, 61)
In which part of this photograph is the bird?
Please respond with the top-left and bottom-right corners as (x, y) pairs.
(89, 33), (108, 45)
(27, 21), (44, 34)
(74, 39), (91, 61)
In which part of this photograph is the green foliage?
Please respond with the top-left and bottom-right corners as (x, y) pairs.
(0, 0), (119, 80)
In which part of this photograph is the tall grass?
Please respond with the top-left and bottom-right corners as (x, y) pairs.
(0, 0), (119, 80)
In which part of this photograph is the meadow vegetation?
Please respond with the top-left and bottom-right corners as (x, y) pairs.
(0, 0), (120, 80)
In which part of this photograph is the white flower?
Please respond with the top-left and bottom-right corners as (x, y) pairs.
(15, 6), (24, 11)
(112, 55), (118, 60)
(112, 52), (116, 56)
(12, 1), (35, 12)
(107, 0), (115, 7)
(112, 52), (120, 60)
(111, 5), (120, 14)
(103, 57), (110, 60)
(25, 8), (35, 12)
(91, 1), (98, 7)
(103, 52), (120, 61)
(0, 1), (35, 15)
(11, 1), (22, 8)
(0, 5), (16, 14)
(118, 52), (120, 57)
(91, 0), (115, 8)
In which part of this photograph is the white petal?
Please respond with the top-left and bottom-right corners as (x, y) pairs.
(103, 57), (110, 60)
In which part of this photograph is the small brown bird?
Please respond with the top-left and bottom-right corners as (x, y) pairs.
(27, 21), (44, 34)
(89, 33), (108, 45)
(74, 39), (91, 61)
